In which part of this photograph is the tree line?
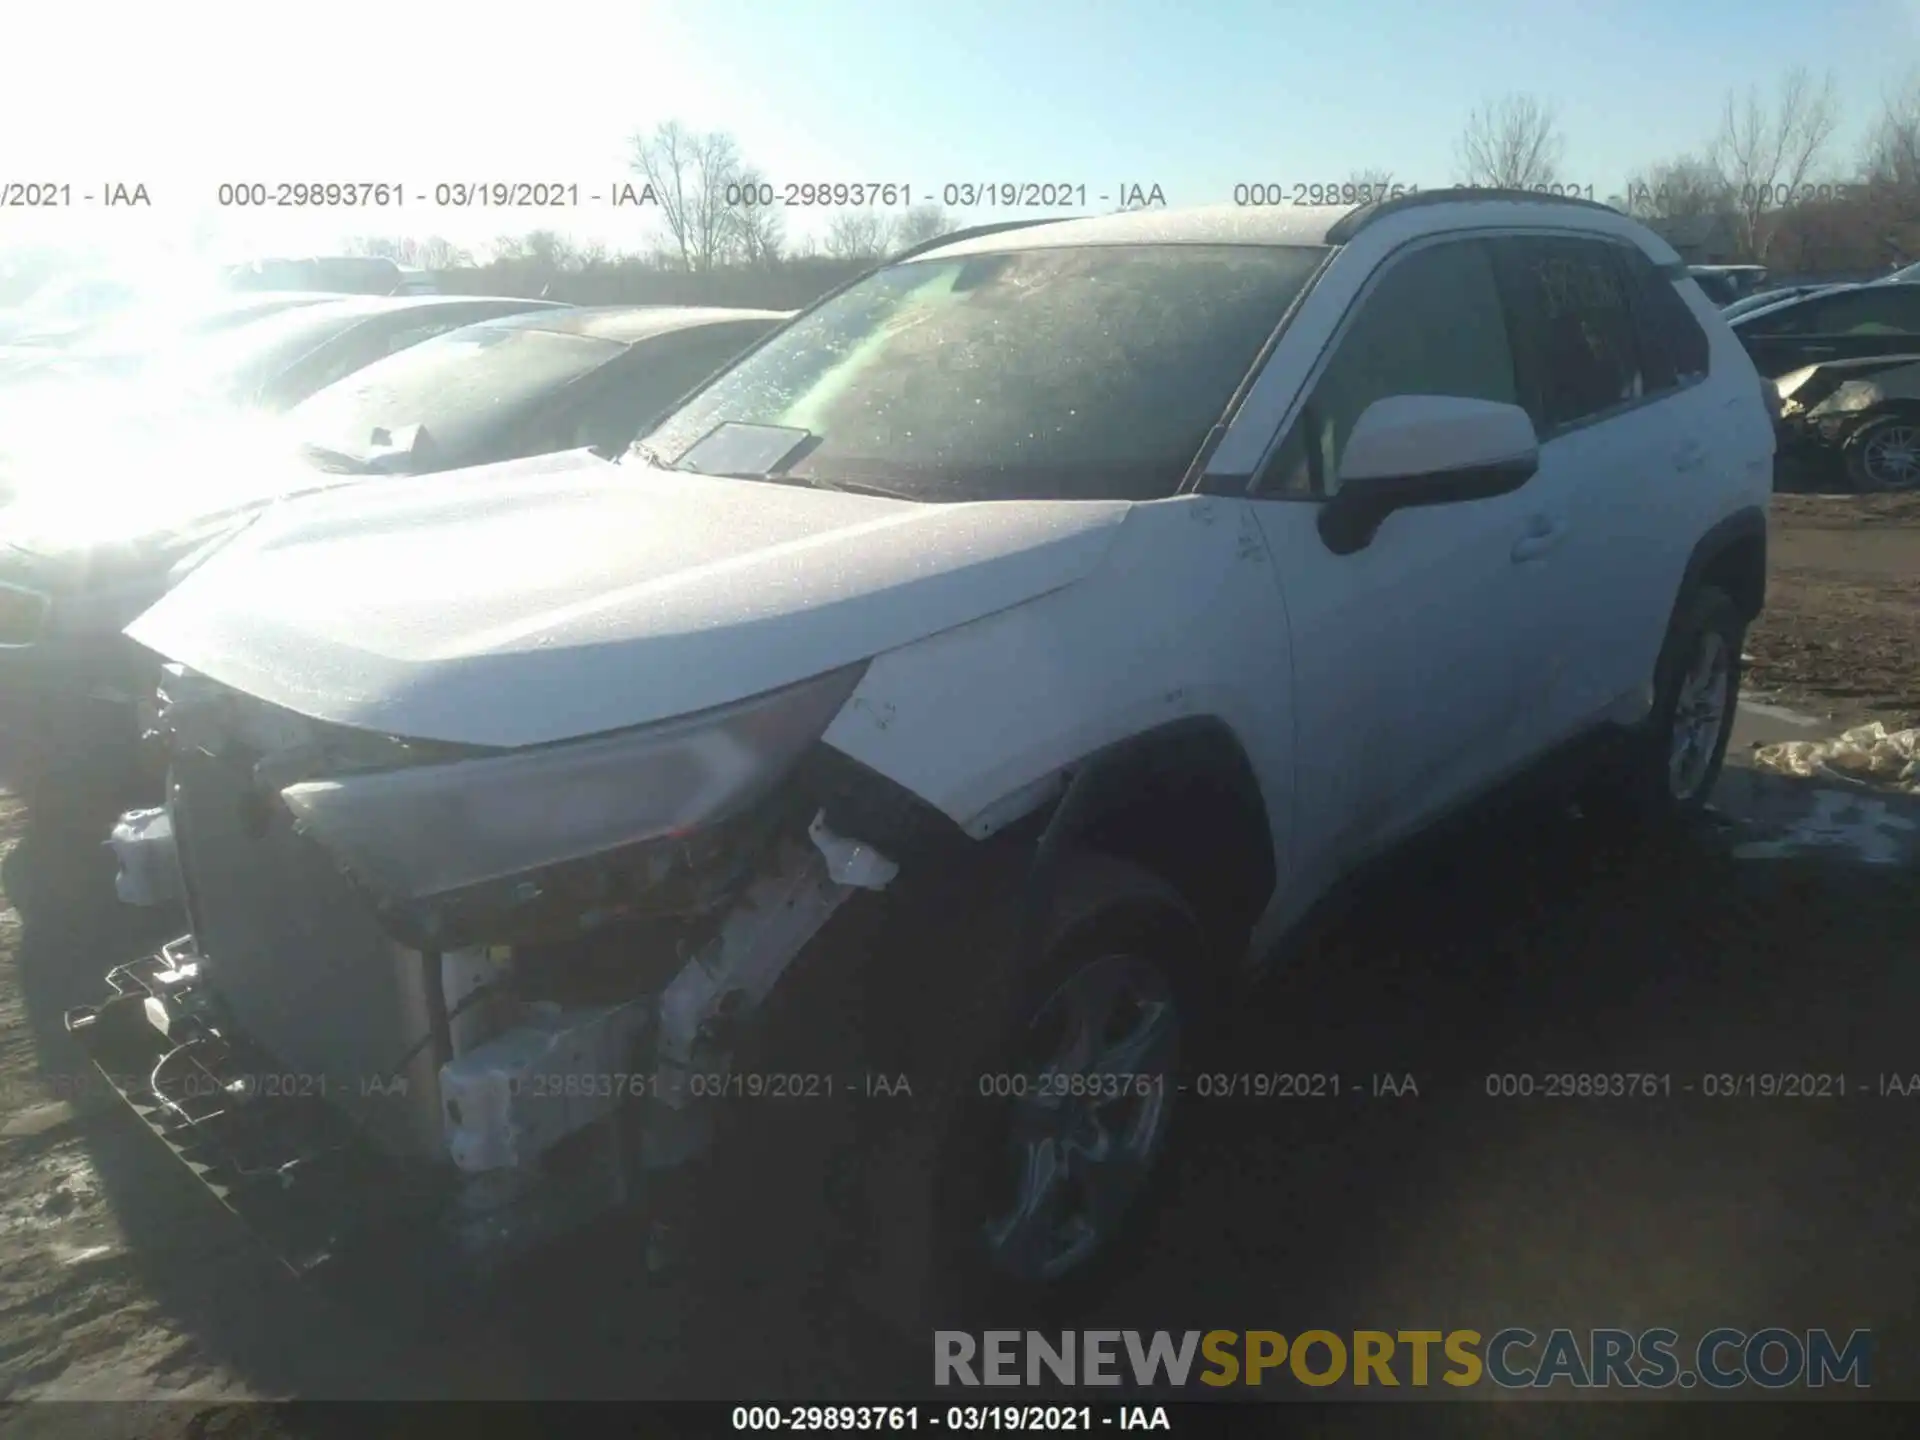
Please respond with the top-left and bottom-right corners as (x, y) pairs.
(352, 71), (1919, 308)
(5, 74), (1912, 310)
(1456, 72), (1920, 271)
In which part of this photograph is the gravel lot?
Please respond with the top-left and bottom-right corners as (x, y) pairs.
(0, 493), (1916, 1433)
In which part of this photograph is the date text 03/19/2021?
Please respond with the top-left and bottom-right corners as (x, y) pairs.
(729, 1405), (1172, 1432)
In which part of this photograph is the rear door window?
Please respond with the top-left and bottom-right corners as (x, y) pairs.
(1490, 236), (1645, 431)
(1619, 249), (1711, 393)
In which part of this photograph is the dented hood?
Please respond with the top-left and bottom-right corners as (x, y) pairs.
(127, 448), (1132, 747)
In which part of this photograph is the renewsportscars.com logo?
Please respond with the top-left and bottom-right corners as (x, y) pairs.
(934, 1328), (1873, 1390)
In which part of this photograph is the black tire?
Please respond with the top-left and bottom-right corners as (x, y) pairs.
(691, 850), (1215, 1340)
(1579, 584), (1745, 837)
(1844, 412), (1920, 493)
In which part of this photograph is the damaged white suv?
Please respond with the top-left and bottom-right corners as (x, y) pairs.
(71, 192), (1773, 1320)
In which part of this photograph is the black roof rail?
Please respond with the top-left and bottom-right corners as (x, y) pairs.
(1325, 186), (1624, 245)
(887, 216), (1070, 264)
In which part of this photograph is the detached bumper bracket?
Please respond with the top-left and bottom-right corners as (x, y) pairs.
(65, 943), (452, 1282)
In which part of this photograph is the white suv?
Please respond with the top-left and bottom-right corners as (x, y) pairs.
(72, 191), (1773, 1322)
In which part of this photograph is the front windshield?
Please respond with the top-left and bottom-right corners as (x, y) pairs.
(641, 243), (1327, 502)
(289, 324), (624, 465)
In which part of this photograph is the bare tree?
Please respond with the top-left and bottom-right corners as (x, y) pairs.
(628, 121), (751, 272)
(1454, 93), (1564, 190)
(730, 166), (786, 268)
(1713, 66), (1842, 262)
(1623, 154), (1734, 221)
(415, 236), (474, 270)
(523, 229), (583, 271)
(893, 203), (954, 248)
(1347, 168), (1399, 203)
(345, 235), (406, 261)
(825, 208), (894, 261)
(1862, 70), (1920, 190)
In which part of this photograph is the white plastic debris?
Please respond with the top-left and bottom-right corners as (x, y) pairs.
(105, 807), (180, 907)
(1751, 722), (1920, 795)
(807, 809), (900, 890)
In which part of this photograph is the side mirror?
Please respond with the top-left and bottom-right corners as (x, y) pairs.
(1318, 395), (1539, 555)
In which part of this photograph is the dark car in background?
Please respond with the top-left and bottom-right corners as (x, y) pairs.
(1721, 283), (1834, 322)
(1688, 264), (1768, 306)
(0, 294), (565, 760)
(1730, 280), (1920, 376)
(0, 291), (351, 382)
(1773, 353), (1920, 491)
(17, 293), (567, 407)
(288, 305), (790, 477)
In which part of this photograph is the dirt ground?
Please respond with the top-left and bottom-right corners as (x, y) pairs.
(0, 493), (1916, 1432)
(1746, 492), (1920, 729)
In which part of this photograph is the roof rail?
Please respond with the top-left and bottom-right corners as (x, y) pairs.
(888, 216), (1068, 264)
(1325, 186), (1624, 245)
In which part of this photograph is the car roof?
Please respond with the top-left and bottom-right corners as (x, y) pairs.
(1729, 278), (1920, 325)
(471, 304), (792, 343)
(913, 190), (1662, 262)
(271, 292), (570, 320)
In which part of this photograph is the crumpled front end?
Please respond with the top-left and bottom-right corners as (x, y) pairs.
(67, 659), (910, 1285)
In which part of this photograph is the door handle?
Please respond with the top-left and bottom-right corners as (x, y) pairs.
(1511, 516), (1565, 562)
(1674, 441), (1708, 473)
(1801, 345), (1838, 357)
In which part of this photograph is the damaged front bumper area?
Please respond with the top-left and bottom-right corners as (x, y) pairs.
(67, 662), (918, 1289)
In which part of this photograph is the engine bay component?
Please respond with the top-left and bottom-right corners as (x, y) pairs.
(807, 808), (901, 890)
(643, 831), (877, 1171)
(438, 999), (653, 1173)
(107, 806), (180, 907)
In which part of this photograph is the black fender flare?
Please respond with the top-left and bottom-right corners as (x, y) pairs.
(1677, 505), (1768, 624)
(1023, 715), (1277, 971)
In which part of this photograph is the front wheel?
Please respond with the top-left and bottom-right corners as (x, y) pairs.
(1580, 584), (1745, 835)
(693, 851), (1214, 1337)
(1844, 413), (1920, 493)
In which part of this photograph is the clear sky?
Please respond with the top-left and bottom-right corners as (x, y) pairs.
(4, 0), (1916, 272)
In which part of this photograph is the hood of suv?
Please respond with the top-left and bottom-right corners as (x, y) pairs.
(128, 449), (1133, 748)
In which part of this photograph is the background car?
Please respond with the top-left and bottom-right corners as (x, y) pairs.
(1720, 283), (1835, 321)
(0, 291), (353, 384)
(1773, 353), (1920, 491)
(1727, 279), (1920, 375)
(0, 273), (143, 345)
(287, 305), (791, 477)
(1689, 264), (1769, 306)
(0, 293), (567, 763)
